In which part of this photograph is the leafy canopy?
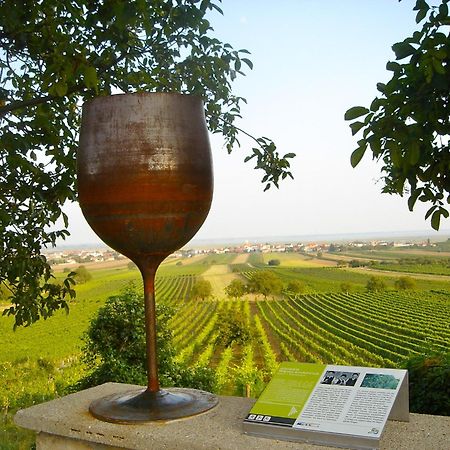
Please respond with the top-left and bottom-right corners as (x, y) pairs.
(366, 276), (386, 292)
(0, 0), (295, 327)
(73, 265), (92, 284)
(191, 278), (213, 300)
(345, 0), (449, 230)
(224, 278), (246, 299)
(247, 270), (283, 298)
(79, 284), (216, 391)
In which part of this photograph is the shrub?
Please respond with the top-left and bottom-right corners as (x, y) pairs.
(224, 279), (246, 299)
(191, 279), (213, 300)
(395, 276), (416, 290)
(267, 259), (280, 266)
(247, 271), (283, 298)
(73, 265), (92, 283)
(366, 276), (386, 292)
(285, 280), (305, 295)
(78, 284), (216, 391)
(215, 311), (251, 347)
(340, 282), (353, 294)
(349, 259), (367, 268)
(403, 352), (450, 416)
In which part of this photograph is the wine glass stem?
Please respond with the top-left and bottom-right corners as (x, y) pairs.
(142, 267), (159, 393)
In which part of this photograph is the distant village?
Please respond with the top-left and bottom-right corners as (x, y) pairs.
(45, 238), (435, 266)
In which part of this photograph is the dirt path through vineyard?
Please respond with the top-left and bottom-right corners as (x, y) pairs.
(202, 264), (240, 298)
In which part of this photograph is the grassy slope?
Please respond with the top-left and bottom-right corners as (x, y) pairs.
(202, 264), (240, 298)
(0, 267), (141, 363)
(0, 256), (208, 364)
(261, 252), (336, 267)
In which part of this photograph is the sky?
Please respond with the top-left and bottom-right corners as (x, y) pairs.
(61, 0), (449, 246)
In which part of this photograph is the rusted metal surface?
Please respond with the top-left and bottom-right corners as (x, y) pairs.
(77, 93), (215, 422)
(89, 388), (219, 424)
(78, 92), (213, 268)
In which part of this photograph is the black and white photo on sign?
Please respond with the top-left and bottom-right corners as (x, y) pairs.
(320, 371), (360, 387)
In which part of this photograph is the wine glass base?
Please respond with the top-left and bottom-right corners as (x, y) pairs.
(89, 387), (219, 424)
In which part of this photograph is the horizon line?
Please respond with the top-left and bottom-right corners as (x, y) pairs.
(54, 228), (450, 249)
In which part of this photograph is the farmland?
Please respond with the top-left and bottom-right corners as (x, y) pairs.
(1, 249), (449, 448)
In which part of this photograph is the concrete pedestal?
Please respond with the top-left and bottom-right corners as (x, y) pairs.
(15, 383), (449, 450)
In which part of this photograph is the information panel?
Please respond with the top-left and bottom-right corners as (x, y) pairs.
(243, 362), (409, 450)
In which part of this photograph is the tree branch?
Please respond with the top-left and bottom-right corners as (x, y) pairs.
(0, 51), (130, 118)
(0, 94), (57, 117)
(213, 113), (263, 147)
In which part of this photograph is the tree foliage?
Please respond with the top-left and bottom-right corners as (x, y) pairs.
(345, 0), (450, 230)
(366, 276), (387, 292)
(267, 258), (281, 266)
(395, 275), (417, 290)
(285, 280), (305, 295)
(0, 0), (295, 327)
(247, 270), (283, 298)
(73, 265), (92, 284)
(403, 351), (450, 416)
(224, 279), (246, 299)
(215, 310), (251, 347)
(191, 278), (213, 300)
(79, 284), (216, 391)
(340, 282), (353, 294)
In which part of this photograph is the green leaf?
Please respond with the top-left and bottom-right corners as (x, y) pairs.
(434, 48), (447, 59)
(344, 106), (369, 121)
(390, 147), (402, 167)
(432, 58), (446, 75)
(408, 189), (422, 211)
(392, 42), (416, 60)
(50, 80), (68, 97)
(386, 61), (401, 72)
(350, 145), (366, 167)
(439, 3), (448, 18)
(425, 204), (437, 219)
(83, 66), (98, 89)
(211, 3), (223, 14)
(413, 0), (429, 12)
(415, 8), (427, 23)
(431, 210), (441, 230)
(408, 142), (421, 165)
(350, 121), (365, 136)
(370, 98), (383, 111)
(241, 58), (253, 69)
(368, 137), (381, 156)
(376, 83), (386, 93)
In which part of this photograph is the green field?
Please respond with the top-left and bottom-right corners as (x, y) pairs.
(1, 251), (449, 448)
(260, 252), (336, 267)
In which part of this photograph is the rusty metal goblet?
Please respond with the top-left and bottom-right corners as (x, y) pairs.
(77, 93), (217, 423)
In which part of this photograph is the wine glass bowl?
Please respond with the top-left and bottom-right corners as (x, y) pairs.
(77, 93), (217, 423)
(78, 92), (213, 268)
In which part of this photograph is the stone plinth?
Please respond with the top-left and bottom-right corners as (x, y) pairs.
(14, 383), (449, 450)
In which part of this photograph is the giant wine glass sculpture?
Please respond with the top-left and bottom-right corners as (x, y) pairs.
(77, 93), (217, 423)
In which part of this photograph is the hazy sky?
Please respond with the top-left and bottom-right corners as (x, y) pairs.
(61, 0), (449, 246)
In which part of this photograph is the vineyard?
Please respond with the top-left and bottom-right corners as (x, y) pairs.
(160, 283), (449, 396)
(126, 259), (450, 397)
(1, 252), (449, 448)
